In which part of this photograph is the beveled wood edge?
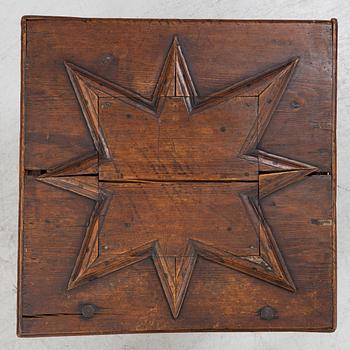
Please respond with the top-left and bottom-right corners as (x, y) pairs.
(330, 17), (337, 333)
(17, 16), (27, 337)
(18, 315), (337, 338)
(20, 15), (335, 24)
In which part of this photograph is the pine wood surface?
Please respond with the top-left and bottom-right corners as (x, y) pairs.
(18, 17), (337, 336)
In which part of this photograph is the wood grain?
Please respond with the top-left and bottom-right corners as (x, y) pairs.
(18, 17), (336, 336)
(19, 176), (334, 334)
(23, 18), (334, 171)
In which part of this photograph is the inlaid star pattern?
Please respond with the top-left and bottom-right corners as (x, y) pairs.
(38, 37), (318, 318)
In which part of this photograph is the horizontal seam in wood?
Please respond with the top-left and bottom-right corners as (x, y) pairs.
(98, 179), (258, 183)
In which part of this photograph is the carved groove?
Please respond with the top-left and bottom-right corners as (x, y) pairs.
(37, 175), (99, 201)
(37, 36), (317, 319)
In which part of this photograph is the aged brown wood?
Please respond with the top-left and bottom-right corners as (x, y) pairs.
(18, 16), (337, 336)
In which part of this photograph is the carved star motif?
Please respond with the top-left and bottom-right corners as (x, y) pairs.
(38, 37), (318, 318)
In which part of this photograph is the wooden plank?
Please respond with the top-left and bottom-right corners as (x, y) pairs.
(19, 176), (334, 334)
(23, 18), (333, 171)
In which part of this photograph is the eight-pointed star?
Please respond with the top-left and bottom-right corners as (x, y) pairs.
(38, 37), (318, 318)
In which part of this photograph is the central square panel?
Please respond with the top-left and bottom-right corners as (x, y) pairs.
(94, 94), (261, 318)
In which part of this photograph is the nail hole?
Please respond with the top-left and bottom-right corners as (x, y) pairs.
(290, 100), (301, 109)
(80, 304), (96, 319)
(100, 53), (117, 65)
(258, 306), (278, 320)
(101, 102), (111, 109)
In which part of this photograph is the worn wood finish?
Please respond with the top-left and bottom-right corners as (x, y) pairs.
(18, 17), (337, 336)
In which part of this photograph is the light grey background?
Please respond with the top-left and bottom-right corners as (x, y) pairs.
(0, 0), (348, 349)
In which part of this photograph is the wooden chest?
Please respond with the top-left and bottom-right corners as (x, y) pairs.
(18, 17), (337, 336)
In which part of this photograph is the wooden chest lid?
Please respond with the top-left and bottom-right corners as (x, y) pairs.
(18, 17), (337, 336)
